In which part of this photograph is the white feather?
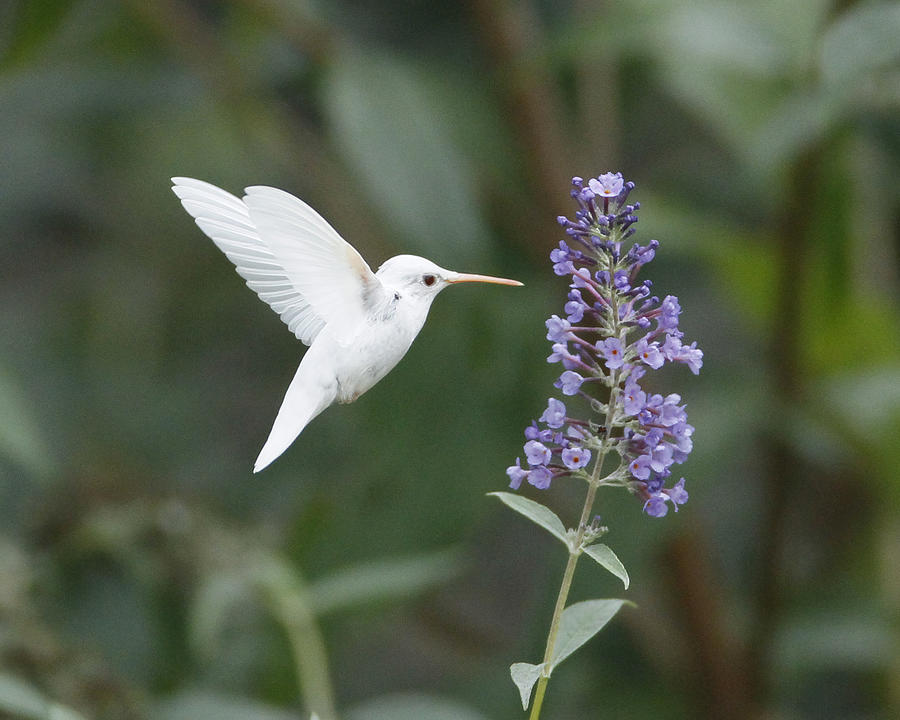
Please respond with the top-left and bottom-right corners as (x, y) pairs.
(243, 185), (385, 346)
(172, 177), (384, 346)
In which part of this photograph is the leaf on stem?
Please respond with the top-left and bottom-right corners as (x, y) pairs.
(583, 543), (630, 589)
(488, 492), (568, 545)
(510, 662), (545, 710)
(550, 599), (632, 670)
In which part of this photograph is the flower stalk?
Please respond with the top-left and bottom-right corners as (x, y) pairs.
(529, 460), (602, 720)
(501, 173), (703, 715)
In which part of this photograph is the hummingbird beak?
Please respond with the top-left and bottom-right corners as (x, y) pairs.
(446, 272), (523, 287)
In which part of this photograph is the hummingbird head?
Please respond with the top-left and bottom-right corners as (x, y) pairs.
(376, 255), (523, 304)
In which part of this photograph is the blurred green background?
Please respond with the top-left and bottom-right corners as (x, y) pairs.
(1, 0), (899, 718)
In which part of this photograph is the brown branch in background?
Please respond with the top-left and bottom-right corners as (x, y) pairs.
(658, 147), (822, 720)
(467, 0), (572, 222)
(662, 531), (754, 720)
(746, 144), (821, 707)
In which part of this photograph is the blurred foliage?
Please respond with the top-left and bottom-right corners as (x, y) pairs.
(0, 0), (898, 719)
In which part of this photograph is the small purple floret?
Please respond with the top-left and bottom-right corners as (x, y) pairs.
(540, 398), (567, 429)
(588, 172), (625, 198)
(546, 315), (571, 342)
(597, 337), (625, 369)
(562, 446), (591, 470)
(524, 440), (552, 467)
(506, 458), (527, 489)
(528, 465), (553, 489)
(555, 370), (584, 396)
(634, 338), (665, 369)
(564, 298), (585, 323)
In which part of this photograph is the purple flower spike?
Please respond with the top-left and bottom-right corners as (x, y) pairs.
(505, 171), (701, 520)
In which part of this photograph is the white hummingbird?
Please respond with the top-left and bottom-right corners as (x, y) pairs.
(171, 177), (523, 472)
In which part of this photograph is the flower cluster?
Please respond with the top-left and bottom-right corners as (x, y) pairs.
(507, 173), (702, 517)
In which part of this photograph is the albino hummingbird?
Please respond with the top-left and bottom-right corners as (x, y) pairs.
(171, 177), (522, 472)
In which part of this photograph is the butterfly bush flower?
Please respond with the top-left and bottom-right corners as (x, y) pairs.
(506, 173), (702, 518)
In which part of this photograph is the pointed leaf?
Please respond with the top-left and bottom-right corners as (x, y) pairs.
(583, 544), (630, 589)
(324, 48), (488, 264)
(550, 599), (631, 670)
(510, 662), (545, 711)
(488, 492), (568, 545)
(307, 549), (460, 615)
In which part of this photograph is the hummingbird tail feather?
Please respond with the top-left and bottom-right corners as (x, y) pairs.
(253, 360), (335, 473)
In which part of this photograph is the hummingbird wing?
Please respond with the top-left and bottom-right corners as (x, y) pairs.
(171, 178), (383, 346)
(243, 185), (385, 346)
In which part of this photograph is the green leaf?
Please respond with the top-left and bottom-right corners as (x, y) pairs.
(583, 544), (630, 589)
(306, 548), (461, 615)
(820, 2), (900, 89)
(749, 89), (839, 170)
(510, 662), (545, 711)
(550, 599), (631, 670)
(323, 47), (488, 265)
(488, 492), (568, 545)
(254, 557), (335, 720)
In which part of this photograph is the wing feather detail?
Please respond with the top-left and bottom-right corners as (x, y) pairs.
(242, 185), (383, 344)
(172, 177), (382, 346)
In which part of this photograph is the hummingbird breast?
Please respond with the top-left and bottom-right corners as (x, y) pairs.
(330, 300), (425, 404)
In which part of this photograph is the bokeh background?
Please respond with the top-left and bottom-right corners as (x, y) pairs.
(2, 0), (899, 718)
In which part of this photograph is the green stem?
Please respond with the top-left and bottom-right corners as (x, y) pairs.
(258, 557), (339, 720)
(529, 374), (621, 719)
(529, 247), (625, 718)
(528, 479), (600, 720)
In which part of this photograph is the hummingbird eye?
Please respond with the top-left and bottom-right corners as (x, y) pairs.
(423, 274), (436, 287)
